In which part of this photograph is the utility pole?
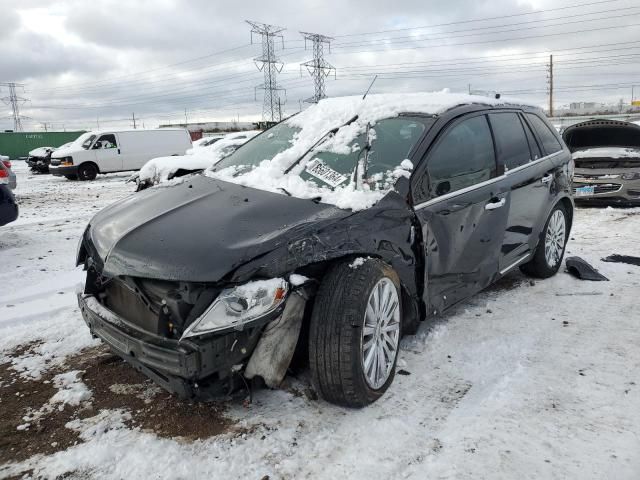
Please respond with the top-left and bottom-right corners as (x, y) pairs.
(96, 115), (100, 128)
(184, 108), (188, 127)
(247, 20), (286, 123)
(0, 82), (28, 132)
(300, 31), (335, 103)
(547, 54), (554, 117)
(132, 112), (137, 129)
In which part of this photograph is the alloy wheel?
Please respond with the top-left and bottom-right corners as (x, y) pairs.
(544, 209), (566, 268)
(361, 277), (400, 389)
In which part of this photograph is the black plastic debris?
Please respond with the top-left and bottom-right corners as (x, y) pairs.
(565, 256), (609, 281)
(601, 254), (640, 267)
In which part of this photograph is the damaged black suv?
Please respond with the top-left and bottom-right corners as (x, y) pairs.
(77, 93), (573, 407)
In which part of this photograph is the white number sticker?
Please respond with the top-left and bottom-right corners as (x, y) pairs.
(305, 158), (348, 188)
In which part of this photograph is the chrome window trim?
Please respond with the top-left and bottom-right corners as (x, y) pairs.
(413, 150), (564, 210)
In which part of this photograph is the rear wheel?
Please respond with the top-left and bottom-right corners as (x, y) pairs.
(309, 258), (402, 407)
(520, 203), (568, 278)
(77, 163), (98, 181)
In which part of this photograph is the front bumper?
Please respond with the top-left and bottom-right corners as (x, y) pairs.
(50, 165), (78, 177)
(78, 293), (269, 399)
(573, 178), (640, 206)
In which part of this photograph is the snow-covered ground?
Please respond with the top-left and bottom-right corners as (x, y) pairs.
(1, 161), (639, 479)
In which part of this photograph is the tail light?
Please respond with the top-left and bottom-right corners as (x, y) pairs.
(0, 166), (7, 180)
(2, 160), (11, 169)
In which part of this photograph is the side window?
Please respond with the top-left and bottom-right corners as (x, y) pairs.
(525, 113), (562, 155)
(489, 113), (532, 171)
(427, 115), (496, 198)
(521, 115), (542, 160)
(94, 134), (117, 150)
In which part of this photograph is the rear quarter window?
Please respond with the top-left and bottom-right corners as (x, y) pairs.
(525, 113), (563, 155)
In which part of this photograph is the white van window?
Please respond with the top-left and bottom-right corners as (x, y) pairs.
(81, 135), (96, 150)
(93, 134), (118, 150)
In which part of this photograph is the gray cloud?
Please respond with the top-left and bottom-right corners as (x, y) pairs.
(2, 0), (639, 130)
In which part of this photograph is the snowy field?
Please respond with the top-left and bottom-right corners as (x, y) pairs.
(1, 160), (639, 479)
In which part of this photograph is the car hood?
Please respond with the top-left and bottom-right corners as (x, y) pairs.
(85, 174), (350, 282)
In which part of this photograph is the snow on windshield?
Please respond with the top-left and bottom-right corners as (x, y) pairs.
(137, 131), (260, 185)
(205, 91), (532, 210)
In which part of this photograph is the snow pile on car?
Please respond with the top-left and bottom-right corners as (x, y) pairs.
(207, 91), (533, 210)
(136, 131), (260, 186)
(572, 147), (640, 159)
(28, 146), (56, 157)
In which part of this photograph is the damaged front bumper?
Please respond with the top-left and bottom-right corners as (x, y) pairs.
(78, 293), (279, 399)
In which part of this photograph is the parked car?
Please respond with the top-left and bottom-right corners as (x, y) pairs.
(130, 131), (261, 190)
(0, 159), (18, 226)
(0, 155), (16, 189)
(76, 93), (573, 407)
(49, 129), (192, 181)
(563, 119), (640, 206)
(190, 134), (225, 150)
(26, 146), (56, 174)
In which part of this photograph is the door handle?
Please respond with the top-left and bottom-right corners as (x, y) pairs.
(541, 173), (553, 184)
(117, 148), (121, 154)
(485, 198), (506, 210)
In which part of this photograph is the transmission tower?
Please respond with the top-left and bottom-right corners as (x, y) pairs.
(300, 32), (335, 103)
(0, 82), (28, 131)
(246, 20), (286, 123)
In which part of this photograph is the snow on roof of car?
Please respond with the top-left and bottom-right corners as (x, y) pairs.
(572, 147), (640, 159)
(288, 91), (536, 130)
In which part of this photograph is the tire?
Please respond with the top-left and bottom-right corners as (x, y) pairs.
(520, 203), (568, 278)
(309, 258), (402, 407)
(64, 174), (78, 180)
(77, 163), (98, 181)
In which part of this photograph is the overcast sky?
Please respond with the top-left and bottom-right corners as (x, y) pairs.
(1, 0), (639, 131)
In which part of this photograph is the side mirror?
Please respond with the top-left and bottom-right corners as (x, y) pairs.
(436, 181), (450, 196)
(92, 143), (100, 150)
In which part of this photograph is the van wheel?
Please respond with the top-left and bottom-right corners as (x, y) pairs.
(77, 163), (98, 181)
(64, 174), (78, 180)
(520, 203), (568, 278)
(309, 258), (402, 407)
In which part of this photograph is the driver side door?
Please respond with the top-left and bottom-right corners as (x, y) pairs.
(412, 113), (510, 314)
(93, 133), (122, 172)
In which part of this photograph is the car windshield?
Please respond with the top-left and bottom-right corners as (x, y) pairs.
(80, 134), (96, 150)
(214, 123), (301, 173)
(297, 118), (427, 190)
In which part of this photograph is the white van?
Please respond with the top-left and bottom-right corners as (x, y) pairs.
(50, 129), (192, 180)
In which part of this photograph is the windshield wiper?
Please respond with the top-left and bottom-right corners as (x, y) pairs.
(283, 114), (359, 174)
(278, 187), (292, 196)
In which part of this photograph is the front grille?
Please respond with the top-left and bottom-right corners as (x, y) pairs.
(573, 183), (622, 195)
(102, 279), (161, 334)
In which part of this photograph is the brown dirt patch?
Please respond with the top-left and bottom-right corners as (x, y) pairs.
(1, 342), (236, 466)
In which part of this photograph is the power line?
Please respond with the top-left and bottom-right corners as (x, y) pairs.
(247, 20), (286, 122)
(0, 82), (29, 131)
(300, 32), (335, 103)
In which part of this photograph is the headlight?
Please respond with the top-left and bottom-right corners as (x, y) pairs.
(181, 278), (288, 339)
(61, 156), (73, 166)
(621, 172), (640, 180)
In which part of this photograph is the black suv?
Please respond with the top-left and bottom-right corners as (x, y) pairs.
(76, 93), (573, 407)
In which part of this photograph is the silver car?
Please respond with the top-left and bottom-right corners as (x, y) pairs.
(563, 120), (640, 206)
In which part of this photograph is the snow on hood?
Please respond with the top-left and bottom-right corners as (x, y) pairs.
(137, 130), (260, 185)
(572, 147), (640, 160)
(29, 146), (56, 157)
(206, 91), (534, 211)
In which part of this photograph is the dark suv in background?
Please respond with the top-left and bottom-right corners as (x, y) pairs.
(76, 94), (573, 407)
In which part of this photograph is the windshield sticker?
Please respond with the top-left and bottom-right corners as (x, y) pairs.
(305, 158), (349, 188)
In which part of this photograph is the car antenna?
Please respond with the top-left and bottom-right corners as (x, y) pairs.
(362, 75), (378, 100)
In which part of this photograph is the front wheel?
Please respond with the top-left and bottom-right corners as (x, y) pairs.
(520, 203), (568, 278)
(77, 163), (98, 181)
(309, 258), (402, 407)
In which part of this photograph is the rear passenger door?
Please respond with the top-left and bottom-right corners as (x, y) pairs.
(412, 113), (510, 314)
(488, 111), (556, 273)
